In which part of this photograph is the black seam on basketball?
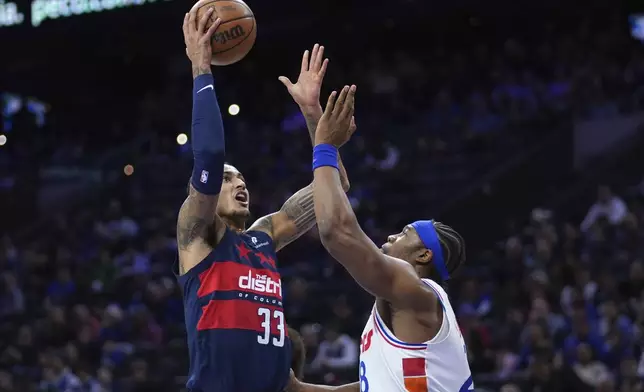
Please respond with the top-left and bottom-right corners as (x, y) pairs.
(199, 0), (254, 25)
(211, 17), (256, 55)
(214, 14), (254, 25)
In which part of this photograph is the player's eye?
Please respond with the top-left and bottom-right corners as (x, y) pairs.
(223, 175), (232, 182)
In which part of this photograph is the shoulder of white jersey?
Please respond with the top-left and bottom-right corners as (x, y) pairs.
(420, 278), (447, 311)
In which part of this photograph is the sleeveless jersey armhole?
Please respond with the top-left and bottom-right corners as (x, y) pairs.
(421, 279), (451, 344)
(174, 228), (235, 281)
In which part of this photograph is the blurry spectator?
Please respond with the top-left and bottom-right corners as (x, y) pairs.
(528, 297), (566, 340)
(572, 343), (611, 388)
(581, 186), (628, 232)
(76, 366), (102, 392)
(517, 323), (550, 369)
(0, 272), (24, 316)
(121, 359), (162, 392)
(39, 353), (82, 392)
(499, 384), (521, 392)
(46, 268), (76, 304)
(459, 306), (494, 373)
(0, 371), (14, 392)
(94, 200), (139, 241)
(563, 305), (606, 364)
(561, 270), (597, 317)
(458, 279), (492, 318)
(310, 323), (358, 373)
(618, 357), (643, 391)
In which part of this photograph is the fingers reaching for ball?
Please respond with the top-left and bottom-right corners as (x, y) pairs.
(183, 6), (221, 74)
(197, 7), (214, 34)
(205, 17), (223, 39)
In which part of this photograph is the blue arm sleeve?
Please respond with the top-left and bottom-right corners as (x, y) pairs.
(190, 73), (226, 195)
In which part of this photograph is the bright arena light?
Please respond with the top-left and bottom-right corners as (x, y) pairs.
(228, 104), (240, 116)
(176, 133), (188, 145)
(123, 164), (134, 176)
(0, 135), (6, 146)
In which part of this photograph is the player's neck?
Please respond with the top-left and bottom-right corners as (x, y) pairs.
(223, 217), (246, 233)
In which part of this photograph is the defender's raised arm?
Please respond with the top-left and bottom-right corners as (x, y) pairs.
(311, 86), (437, 312)
(248, 44), (351, 251)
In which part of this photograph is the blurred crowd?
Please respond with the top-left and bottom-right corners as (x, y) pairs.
(2, 6), (644, 392)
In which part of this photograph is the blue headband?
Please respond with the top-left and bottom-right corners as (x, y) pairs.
(410, 220), (449, 281)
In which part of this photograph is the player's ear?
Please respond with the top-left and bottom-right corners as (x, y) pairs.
(415, 248), (432, 265)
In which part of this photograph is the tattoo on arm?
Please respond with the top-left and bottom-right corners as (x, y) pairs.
(261, 184), (316, 251)
(192, 65), (212, 79)
(176, 191), (218, 251)
(281, 184), (316, 235)
(303, 112), (321, 143)
(177, 215), (210, 250)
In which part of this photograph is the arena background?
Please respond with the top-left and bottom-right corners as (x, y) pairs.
(2, 0), (644, 391)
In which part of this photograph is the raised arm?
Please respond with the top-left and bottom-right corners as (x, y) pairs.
(176, 10), (226, 273)
(247, 45), (349, 251)
(279, 44), (350, 190)
(311, 87), (435, 312)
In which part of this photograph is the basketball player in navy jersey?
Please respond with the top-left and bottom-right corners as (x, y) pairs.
(178, 8), (349, 392)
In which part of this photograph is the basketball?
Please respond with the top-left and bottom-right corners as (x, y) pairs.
(191, 0), (257, 66)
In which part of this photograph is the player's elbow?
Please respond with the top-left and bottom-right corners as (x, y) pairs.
(317, 213), (357, 247)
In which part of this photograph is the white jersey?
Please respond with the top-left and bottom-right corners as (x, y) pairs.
(358, 279), (473, 392)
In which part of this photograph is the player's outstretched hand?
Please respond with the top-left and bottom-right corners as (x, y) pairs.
(314, 85), (356, 148)
(279, 44), (329, 109)
(183, 7), (222, 74)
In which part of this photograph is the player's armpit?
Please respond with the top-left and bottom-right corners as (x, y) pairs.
(247, 184), (316, 252)
(176, 185), (225, 271)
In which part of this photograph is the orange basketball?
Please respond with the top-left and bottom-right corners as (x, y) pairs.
(191, 0), (257, 66)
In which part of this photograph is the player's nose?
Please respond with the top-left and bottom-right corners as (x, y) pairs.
(234, 179), (247, 190)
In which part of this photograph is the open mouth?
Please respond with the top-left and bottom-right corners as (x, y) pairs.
(234, 192), (249, 207)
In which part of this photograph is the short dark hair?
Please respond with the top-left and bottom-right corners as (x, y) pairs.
(288, 326), (306, 379)
(433, 221), (466, 280)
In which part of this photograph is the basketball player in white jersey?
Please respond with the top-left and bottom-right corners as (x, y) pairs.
(286, 87), (473, 392)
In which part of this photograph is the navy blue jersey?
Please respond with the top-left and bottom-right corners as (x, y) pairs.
(174, 228), (292, 392)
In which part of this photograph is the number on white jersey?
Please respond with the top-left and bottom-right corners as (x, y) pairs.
(359, 361), (369, 392)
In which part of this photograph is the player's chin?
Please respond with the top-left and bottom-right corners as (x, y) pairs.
(233, 204), (251, 217)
